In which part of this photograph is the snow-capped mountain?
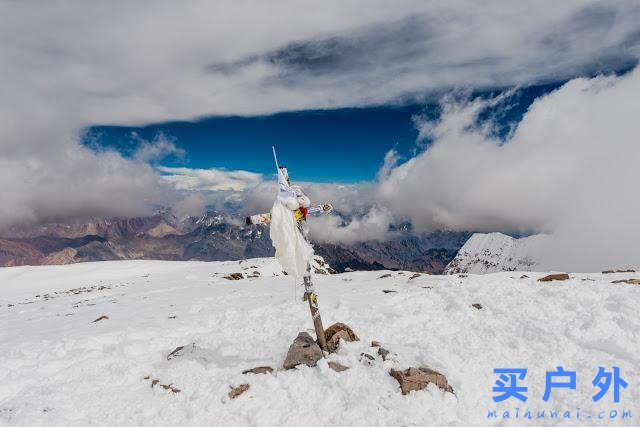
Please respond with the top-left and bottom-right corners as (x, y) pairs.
(1, 259), (637, 424)
(443, 232), (549, 274)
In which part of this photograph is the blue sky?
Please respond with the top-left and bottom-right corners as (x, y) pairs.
(84, 82), (567, 183)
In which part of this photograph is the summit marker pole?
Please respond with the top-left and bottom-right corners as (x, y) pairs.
(271, 146), (327, 352)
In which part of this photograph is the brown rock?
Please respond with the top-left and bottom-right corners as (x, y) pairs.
(324, 323), (359, 343)
(146, 376), (181, 394)
(390, 367), (454, 395)
(242, 366), (273, 375)
(377, 346), (390, 361)
(328, 361), (349, 372)
(612, 279), (640, 285)
(378, 273), (392, 279)
(92, 315), (109, 323)
(538, 273), (570, 282)
(283, 332), (324, 369)
(408, 273), (421, 280)
(223, 273), (244, 280)
(160, 383), (181, 394)
(471, 303), (483, 310)
(326, 330), (351, 353)
(228, 384), (249, 399)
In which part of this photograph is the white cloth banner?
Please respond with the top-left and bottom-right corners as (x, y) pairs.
(269, 200), (314, 278)
(277, 168), (298, 210)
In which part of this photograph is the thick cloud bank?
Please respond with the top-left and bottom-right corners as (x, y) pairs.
(1, 1), (639, 229)
(378, 69), (640, 271)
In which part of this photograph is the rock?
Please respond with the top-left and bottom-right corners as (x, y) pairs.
(324, 323), (359, 342)
(408, 273), (421, 280)
(390, 367), (454, 395)
(520, 274), (529, 279)
(145, 376), (181, 394)
(378, 273), (392, 279)
(283, 332), (323, 369)
(471, 303), (483, 310)
(326, 330), (351, 353)
(538, 273), (570, 282)
(223, 273), (243, 280)
(612, 279), (640, 285)
(165, 343), (216, 365)
(603, 269), (635, 274)
(242, 366), (273, 375)
(92, 315), (109, 323)
(324, 323), (359, 353)
(228, 384), (249, 399)
(159, 383), (181, 394)
(371, 340), (382, 347)
(377, 346), (390, 361)
(359, 353), (375, 365)
(382, 289), (397, 293)
(328, 361), (349, 372)
(167, 345), (186, 360)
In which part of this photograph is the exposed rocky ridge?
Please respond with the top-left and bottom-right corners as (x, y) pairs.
(0, 213), (469, 273)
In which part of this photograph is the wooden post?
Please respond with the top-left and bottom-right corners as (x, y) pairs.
(306, 292), (327, 352)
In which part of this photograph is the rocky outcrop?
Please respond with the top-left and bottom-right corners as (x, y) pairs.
(146, 221), (180, 238)
(41, 247), (77, 265)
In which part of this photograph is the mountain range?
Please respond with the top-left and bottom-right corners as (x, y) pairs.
(0, 212), (471, 273)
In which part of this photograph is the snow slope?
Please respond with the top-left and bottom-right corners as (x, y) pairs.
(1, 259), (639, 425)
(444, 232), (549, 274)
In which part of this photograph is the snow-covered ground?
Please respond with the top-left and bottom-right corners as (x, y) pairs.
(1, 259), (638, 425)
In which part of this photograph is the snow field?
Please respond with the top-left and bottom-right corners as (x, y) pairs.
(0, 259), (638, 425)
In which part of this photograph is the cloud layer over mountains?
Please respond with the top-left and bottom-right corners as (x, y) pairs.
(1, 1), (639, 270)
(377, 68), (640, 271)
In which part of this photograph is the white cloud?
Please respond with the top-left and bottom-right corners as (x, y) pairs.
(172, 193), (208, 219)
(157, 167), (263, 191)
(131, 133), (185, 163)
(308, 207), (395, 244)
(377, 68), (640, 271)
(0, 0), (639, 231)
